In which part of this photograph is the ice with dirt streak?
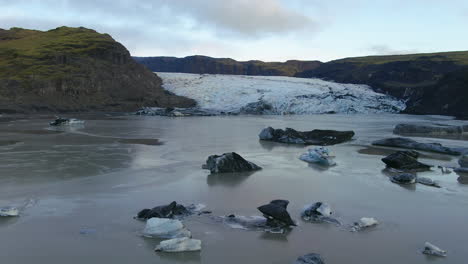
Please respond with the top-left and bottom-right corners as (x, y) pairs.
(156, 72), (406, 114)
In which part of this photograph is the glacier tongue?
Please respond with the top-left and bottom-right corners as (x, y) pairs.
(157, 72), (406, 114)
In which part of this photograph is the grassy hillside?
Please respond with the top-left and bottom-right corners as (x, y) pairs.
(0, 27), (195, 113)
(0, 27), (119, 80)
(334, 50), (468, 65)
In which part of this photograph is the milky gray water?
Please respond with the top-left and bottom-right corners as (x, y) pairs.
(0, 114), (467, 264)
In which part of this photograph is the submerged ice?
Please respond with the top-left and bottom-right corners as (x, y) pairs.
(156, 73), (406, 114)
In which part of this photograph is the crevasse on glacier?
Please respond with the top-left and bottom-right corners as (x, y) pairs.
(156, 72), (406, 114)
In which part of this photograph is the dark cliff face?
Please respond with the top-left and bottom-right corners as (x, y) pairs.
(0, 27), (195, 113)
(134, 55), (322, 77)
(135, 52), (468, 116)
(296, 52), (468, 116)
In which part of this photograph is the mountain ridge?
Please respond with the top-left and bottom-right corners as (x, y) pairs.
(134, 55), (322, 77)
(135, 52), (468, 116)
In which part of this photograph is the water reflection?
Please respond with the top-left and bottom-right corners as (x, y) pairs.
(206, 171), (255, 187)
(258, 140), (305, 151)
(358, 146), (452, 161)
(306, 163), (332, 172)
(258, 230), (291, 242)
(0, 216), (19, 227)
(456, 171), (468, 184)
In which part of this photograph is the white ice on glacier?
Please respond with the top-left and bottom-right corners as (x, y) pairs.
(157, 72), (406, 114)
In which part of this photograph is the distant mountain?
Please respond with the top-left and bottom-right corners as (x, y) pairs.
(0, 27), (195, 113)
(135, 52), (468, 117)
(133, 55), (322, 77)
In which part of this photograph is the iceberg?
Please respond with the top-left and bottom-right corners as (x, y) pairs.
(155, 237), (202, 252)
(299, 147), (336, 166)
(142, 218), (191, 239)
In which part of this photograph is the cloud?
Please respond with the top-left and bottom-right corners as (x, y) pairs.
(0, 0), (316, 38)
(0, 0), (319, 59)
(368, 45), (420, 55)
(163, 0), (316, 37)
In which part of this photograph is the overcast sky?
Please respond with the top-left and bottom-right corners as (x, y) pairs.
(1, 0), (468, 62)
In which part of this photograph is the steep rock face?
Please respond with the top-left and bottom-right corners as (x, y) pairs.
(0, 27), (195, 113)
(134, 55), (322, 77)
(296, 52), (468, 116)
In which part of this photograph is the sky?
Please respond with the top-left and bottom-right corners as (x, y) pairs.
(1, 0), (468, 62)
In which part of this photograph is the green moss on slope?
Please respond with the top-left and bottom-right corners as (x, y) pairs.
(0, 26), (118, 81)
(0, 26), (195, 113)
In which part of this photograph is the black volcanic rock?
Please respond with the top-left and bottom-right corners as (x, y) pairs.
(372, 137), (461, 155)
(0, 27), (195, 113)
(257, 200), (296, 227)
(259, 127), (354, 145)
(202, 152), (262, 173)
(137, 201), (190, 220)
(382, 150), (432, 171)
(134, 55), (322, 77)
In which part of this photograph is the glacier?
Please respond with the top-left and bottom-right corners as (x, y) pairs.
(156, 72), (406, 115)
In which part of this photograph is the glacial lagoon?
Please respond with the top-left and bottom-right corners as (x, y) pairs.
(1, 113), (467, 263)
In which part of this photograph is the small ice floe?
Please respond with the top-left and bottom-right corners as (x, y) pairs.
(437, 166), (452, 174)
(390, 173), (416, 185)
(142, 218), (191, 239)
(417, 177), (441, 188)
(294, 253), (325, 264)
(186, 203), (207, 214)
(155, 237), (202, 252)
(49, 117), (85, 126)
(301, 202), (337, 224)
(220, 214), (287, 233)
(257, 200), (296, 227)
(422, 242), (447, 257)
(351, 217), (378, 232)
(79, 228), (97, 235)
(299, 147), (336, 166)
(136, 201), (196, 220)
(0, 206), (19, 217)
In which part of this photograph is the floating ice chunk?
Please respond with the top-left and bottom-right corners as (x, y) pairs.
(294, 253), (325, 264)
(302, 202), (332, 218)
(49, 117), (85, 126)
(222, 215), (268, 230)
(142, 218), (191, 239)
(351, 217), (378, 232)
(186, 203), (207, 213)
(301, 202), (339, 225)
(0, 206), (19, 217)
(155, 237), (201, 252)
(299, 147), (336, 166)
(417, 177), (441, 188)
(422, 242), (447, 257)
